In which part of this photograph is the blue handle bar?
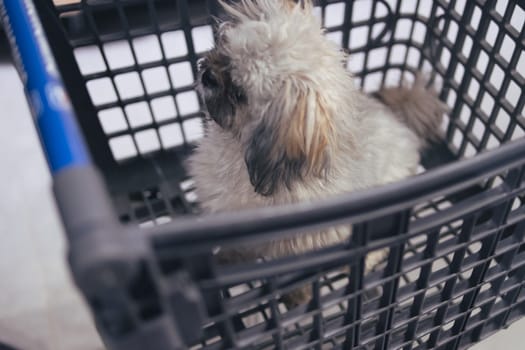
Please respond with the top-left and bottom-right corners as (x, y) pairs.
(0, 0), (91, 173)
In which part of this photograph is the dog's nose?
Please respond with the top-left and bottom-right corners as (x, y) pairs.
(201, 68), (219, 88)
(197, 57), (208, 71)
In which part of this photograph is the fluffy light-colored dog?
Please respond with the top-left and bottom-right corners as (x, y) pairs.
(189, 0), (445, 305)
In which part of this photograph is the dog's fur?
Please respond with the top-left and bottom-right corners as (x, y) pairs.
(189, 0), (445, 304)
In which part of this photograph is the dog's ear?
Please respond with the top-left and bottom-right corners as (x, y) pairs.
(245, 80), (335, 196)
(284, 0), (299, 10)
(286, 86), (335, 176)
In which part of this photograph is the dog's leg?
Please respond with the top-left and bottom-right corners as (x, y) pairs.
(215, 248), (258, 264)
(267, 227), (351, 308)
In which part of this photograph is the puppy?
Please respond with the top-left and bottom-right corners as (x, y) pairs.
(189, 0), (445, 305)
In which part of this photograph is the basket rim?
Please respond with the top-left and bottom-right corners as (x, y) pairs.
(149, 137), (525, 247)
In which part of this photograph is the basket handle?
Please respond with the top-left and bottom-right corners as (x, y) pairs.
(0, 0), (91, 173)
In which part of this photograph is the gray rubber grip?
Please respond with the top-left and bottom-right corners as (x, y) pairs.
(53, 166), (119, 240)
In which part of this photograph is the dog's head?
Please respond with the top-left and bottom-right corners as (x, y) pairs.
(198, 0), (350, 196)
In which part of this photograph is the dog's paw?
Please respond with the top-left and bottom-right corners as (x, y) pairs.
(215, 248), (254, 264)
(281, 285), (312, 309)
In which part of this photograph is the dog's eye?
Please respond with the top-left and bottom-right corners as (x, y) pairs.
(202, 69), (219, 88)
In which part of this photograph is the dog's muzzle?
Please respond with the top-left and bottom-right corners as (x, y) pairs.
(197, 57), (226, 127)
